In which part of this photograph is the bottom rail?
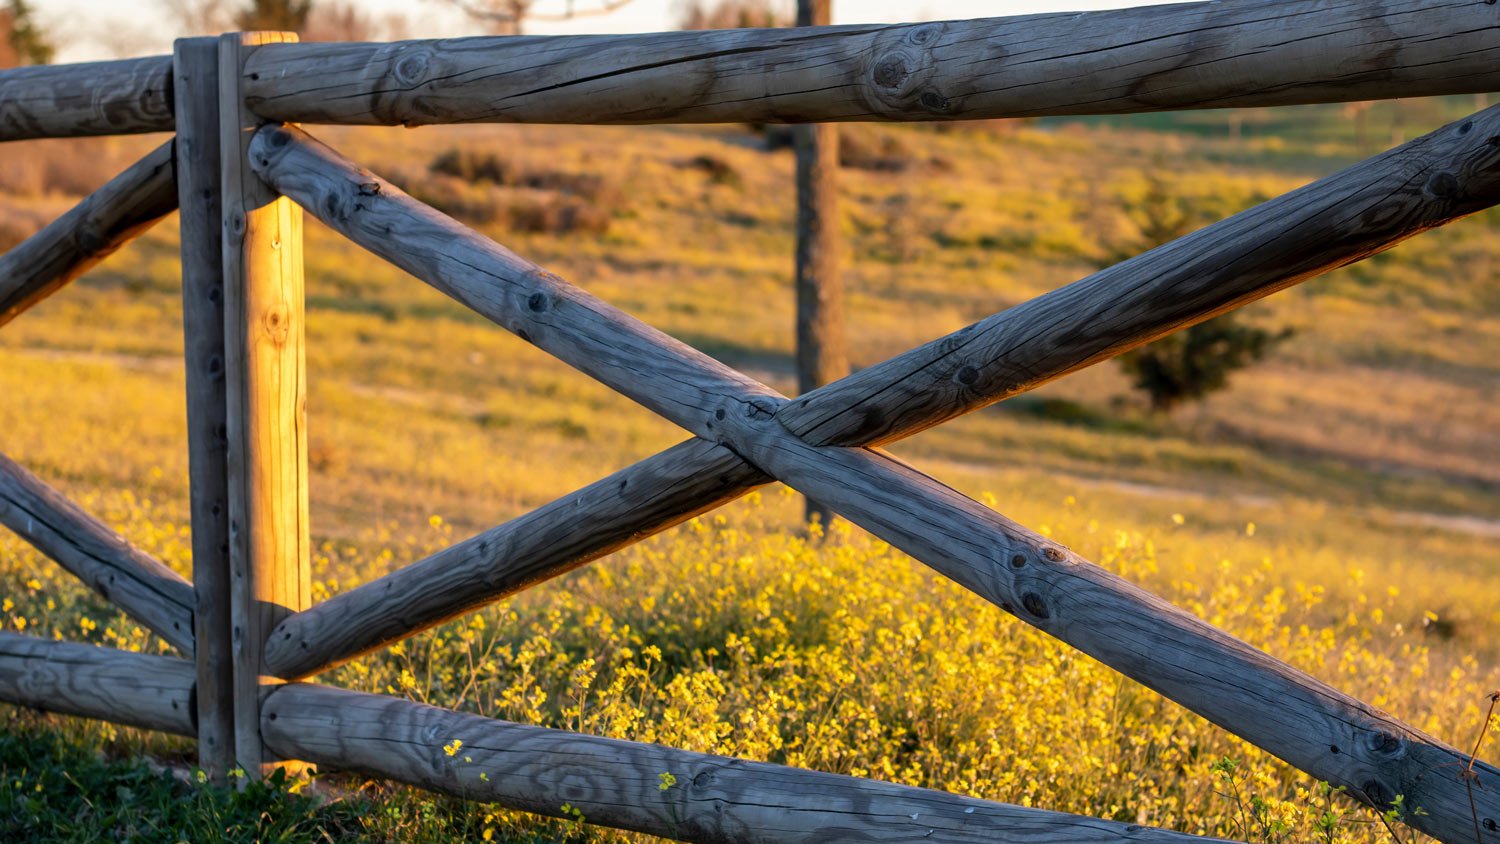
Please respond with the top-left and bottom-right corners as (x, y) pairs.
(263, 684), (1227, 843)
(0, 631), (194, 735)
(0, 631), (1230, 840)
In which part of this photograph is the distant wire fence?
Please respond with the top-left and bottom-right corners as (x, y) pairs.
(1, 2), (1500, 840)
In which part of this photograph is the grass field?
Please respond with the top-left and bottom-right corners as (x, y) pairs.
(0, 94), (1497, 841)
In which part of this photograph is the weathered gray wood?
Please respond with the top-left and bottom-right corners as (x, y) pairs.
(240, 0), (1500, 127)
(0, 632), (195, 736)
(0, 453), (195, 654)
(793, 0), (845, 528)
(175, 36), (234, 782)
(220, 31), (311, 779)
(0, 140), (176, 327)
(0, 57), (174, 141)
(780, 103), (1500, 447)
(715, 412), (1500, 844)
(247, 123), (782, 439)
(263, 438), (765, 679)
(264, 683), (1225, 843)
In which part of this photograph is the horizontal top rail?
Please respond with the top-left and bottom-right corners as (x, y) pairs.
(5, 0), (1499, 140)
(0, 56), (173, 141)
(241, 0), (1500, 127)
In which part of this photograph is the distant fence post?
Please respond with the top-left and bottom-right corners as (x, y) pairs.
(174, 35), (234, 784)
(217, 30), (311, 779)
(793, 0), (847, 529)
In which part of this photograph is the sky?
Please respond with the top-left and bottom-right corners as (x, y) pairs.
(36, 0), (1186, 63)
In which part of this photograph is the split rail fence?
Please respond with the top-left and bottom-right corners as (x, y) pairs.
(2, 1), (1500, 841)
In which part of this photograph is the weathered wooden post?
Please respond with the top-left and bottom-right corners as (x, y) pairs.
(793, 0), (847, 528)
(175, 35), (236, 783)
(218, 31), (311, 779)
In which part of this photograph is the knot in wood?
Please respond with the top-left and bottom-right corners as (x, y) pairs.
(1361, 779), (1395, 810)
(75, 223), (108, 254)
(1424, 170), (1460, 199)
(264, 125), (293, 149)
(872, 57), (911, 90)
(261, 305), (291, 343)
(392, 48), (432, 87)
(905, 24), (942, 47)
(863, 23), (952, 116)
(1365, 729), (1404, 756)
(1020, 591), (1050, 620)
(741, 400), (777, 421)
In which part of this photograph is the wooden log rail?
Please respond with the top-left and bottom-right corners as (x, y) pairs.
(5, 0), (1500, 139)
(239, 0), (1500, 127)
(0, 632), (195, 736)
(0, 140), (177, 327)
(244, 104), (1500, 844)
(263, 683), (1225, 843)
(0, 454), (195, 654)
(0, 57), (174, 141)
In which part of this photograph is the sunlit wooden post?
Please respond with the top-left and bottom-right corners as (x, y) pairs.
(793, 0), (847, 528)
(218, 30), (311, 779)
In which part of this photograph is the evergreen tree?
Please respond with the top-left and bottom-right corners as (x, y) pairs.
(236, 0), (313, 32)
(5, 0), (54, 66)
(1103, 173), (1291, 414)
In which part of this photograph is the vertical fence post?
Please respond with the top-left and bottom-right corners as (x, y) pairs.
(218, 31), (310, 779)
(174, 36), (234, 783)
(793, 0), (847, 528)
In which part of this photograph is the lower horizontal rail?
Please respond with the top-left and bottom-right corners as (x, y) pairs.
(263, 683), (1227, 843)
(0, 453), (195, 654)
(0, 631), (195, 736)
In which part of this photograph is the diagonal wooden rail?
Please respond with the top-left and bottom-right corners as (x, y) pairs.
(0, 454), (195, 654)
(254, 99), (1500, 676)
(0, 140), (177, 327)
(243, 111), (1500, 842)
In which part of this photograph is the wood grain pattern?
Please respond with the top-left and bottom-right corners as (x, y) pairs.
(0, 453), (194, 654)
(0, 140), (176, 328)
(247, 123), (782, 438)
(0, 632), (195, 736)
(263, 439), (766, 679)
(175, 36), (234, 781)
(715, 413), (1500, 844)
(219, 31), (310, 779)
(264, 683), (1224, 843)
(779, 103), (1500, 447)
(0, 57), (173, 141)
(240, 0), (1500, 127)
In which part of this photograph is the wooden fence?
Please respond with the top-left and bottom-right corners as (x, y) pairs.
(1, 1), (1499, 840)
